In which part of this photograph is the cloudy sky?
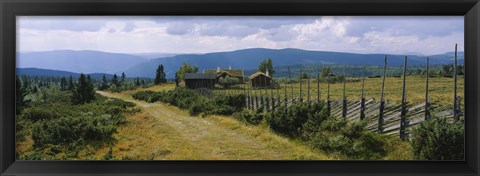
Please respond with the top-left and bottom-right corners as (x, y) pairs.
(17, 16), (463, 55)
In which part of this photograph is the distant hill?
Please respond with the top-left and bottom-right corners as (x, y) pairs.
(123, 48), (464, 78)
(17, 68), (115, 80)
(17, 50), (147, 74)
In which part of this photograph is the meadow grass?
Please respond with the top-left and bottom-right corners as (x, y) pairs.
(216, 76), (464, 109)
(95, 90), (329, 160)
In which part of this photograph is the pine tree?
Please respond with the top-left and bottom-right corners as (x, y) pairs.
(71, 73), (96, 104)
(99, 74), (109, 90)
(112, 74), (119, 87)
(60, 77), (67, 91)
(135, 77), (141, 86)
(121, 72), (126, 86)
(16, 76), (26, 112)
(155, 64), (167, 84)
(68, 76), (75, 91)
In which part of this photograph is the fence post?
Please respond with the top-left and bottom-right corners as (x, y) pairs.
(270, 83), (275, 111)
(400, 56), (408, 139)
(255, 94), (259, 111)
(308, 74), (311, 105)
(300, 69), (303, 102)
(317, 72), (321, 103)
(284, 79), (288, 108)
(288, 66), (294, 103)
(378, 56), (387, 133)
(342, 65), (347, 118)
(360, 66), (366, 120)
(425, 57), (430, 120)
(453, 43), (460, 122)
(277, 79), (280, 109)
(327, 74), (331, 113)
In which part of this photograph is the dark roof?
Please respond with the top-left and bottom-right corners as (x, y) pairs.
(204, 69), (244, 78)
(184, 73), (216, 80)
(249, 71), (271, 79)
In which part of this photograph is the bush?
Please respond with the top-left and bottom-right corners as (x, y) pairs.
(31, 114), (119, 147)
(411, 117), (464, 160)
(310, 117), (387, 160)
(218, 76), (241, 88)
(212, 94), (246, 111)
(233, 109), (264, 125)
(267, 102), (311, 137)
(133, 89), (246, 116)
(23, 107), (61, 121)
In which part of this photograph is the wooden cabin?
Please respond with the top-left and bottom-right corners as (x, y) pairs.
(203, 68), (245, 83)
(184, 73), (216, 89)
(249, 71), (271, 88)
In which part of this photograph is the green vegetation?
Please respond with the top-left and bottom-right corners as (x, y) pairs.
(177, 63), (199, 80)
(411, 117), (464, 160)
(219, 75), (241, 88)
(71, 74), (96, 104)
(132, 88), (246, 116)
(154, 64), (167, 85)
(132, 88), (414, 160)
(258, 58), (275, 77)
(16, 89), (137, 160)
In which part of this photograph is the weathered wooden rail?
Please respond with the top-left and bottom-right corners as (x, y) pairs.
(203, 44), (463, 139)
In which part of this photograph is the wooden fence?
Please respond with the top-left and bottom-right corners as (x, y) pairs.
(200, 44), (463, 139)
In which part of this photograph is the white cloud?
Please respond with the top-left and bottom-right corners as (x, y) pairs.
(17, 16), (464, 55)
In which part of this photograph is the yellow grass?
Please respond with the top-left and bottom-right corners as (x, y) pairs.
(220, 76), (464, 108)
(93, 89), (329, 160)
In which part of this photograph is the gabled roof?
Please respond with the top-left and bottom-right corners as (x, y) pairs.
(184, 73), (217, 80)
(249, 71), (271, 79)
(204, 69), (244, 78)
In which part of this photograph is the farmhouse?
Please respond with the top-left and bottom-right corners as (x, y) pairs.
(203, 67), (245, 83)
(184, 73), (216, 89)
(249, 71), (271, 88)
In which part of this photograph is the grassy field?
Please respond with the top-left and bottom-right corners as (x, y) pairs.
(215, 76), (464, 109)
(94, 88), (330, 160)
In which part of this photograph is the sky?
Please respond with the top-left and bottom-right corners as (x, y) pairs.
(17, 16), (464, 56)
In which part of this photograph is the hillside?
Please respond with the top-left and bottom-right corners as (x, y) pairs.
(123, 48), (464, 78)
(17, 68), (115, 80)
(17, 50), (147, 74)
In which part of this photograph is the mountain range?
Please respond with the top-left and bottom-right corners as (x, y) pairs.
(17, 50), (147, 74)
(17, 48), (464, 79)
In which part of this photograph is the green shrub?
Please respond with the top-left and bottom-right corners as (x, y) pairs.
(188, 100), (207, 116)
(268, 102), (310, 137)
(233, 109), (264, 125)
(309, 115), (388, 160)
(23, 107), (61, 121)
(411, 117), (464, 160)
(132, 89), (245, 116)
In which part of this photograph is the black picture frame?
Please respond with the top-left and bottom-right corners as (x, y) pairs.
(1, 0), (479, 175)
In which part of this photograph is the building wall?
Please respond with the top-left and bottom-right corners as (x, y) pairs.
(251, 76), (271, 88)
(185, 79), (215, 89)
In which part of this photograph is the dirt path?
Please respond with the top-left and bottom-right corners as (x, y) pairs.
(96, 90), (327, 160)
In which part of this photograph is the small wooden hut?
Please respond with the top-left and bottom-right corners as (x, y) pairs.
(249, 71), (271, 88)
(184, 73), (216, 89)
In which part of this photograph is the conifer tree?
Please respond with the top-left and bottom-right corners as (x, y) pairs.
(71, 73), (96, 104)
(112, 74), (119, 87)
(135, 77), (141, 86)
(155, 64), (167, 84)
(68, 76), (75, 91)
(121, 72), (126, 86)
(99, 74), (109, 90)
(16, 76), (26, 112)
(60, 77), (67, 91)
